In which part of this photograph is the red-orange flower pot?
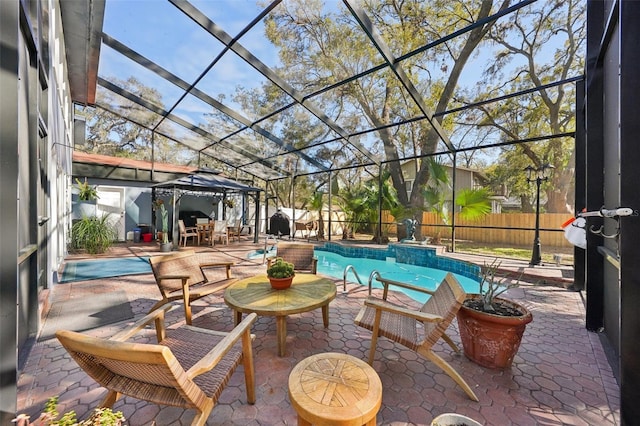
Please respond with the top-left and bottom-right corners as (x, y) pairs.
(456, 295), (533, 369)
(269, 275), (294, 290)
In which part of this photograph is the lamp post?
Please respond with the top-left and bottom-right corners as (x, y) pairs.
(525, 163), (553, 266)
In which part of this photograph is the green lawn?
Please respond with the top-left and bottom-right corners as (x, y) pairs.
(452, 242), (575, 265)
(351, 232), (575, 265)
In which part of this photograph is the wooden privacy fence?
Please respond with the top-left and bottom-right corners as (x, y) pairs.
(382, 211), (574, 249)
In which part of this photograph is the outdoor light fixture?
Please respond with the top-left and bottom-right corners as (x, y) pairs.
(525, 163), (554, 266)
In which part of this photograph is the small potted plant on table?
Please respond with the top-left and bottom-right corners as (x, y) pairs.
(266, 257), (295, 290)
(456, 259), (533, 369)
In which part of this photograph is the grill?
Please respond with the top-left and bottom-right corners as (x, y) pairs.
(269, 210), (291, 237)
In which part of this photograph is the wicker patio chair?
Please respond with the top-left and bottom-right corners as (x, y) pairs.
(267, 242), (317, 274)
(56, 305), (257, 426)
(149, 250), (236, 324)
(355, 272), (478, 401)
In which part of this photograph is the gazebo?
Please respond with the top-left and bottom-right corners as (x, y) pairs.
(152, 170), (262, 244)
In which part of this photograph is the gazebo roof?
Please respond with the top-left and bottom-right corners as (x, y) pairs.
(152, 170), (262, 195)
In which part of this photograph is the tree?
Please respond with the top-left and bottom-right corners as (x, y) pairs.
(337, 185), (372, 239)
(422, 157), (451, 243)
(456, 188), (492, 220)
(263, 0), (510, 213)
(421, 158), (491, 243)
(472, 0), (585, 213)
(80, 77), (194, 165)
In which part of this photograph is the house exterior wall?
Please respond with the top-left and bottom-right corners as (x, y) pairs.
(0, 1), (78, 421)
(78, 178), (154, 237)
(399, 159), (485, 202)
(0, 2), (21, 420)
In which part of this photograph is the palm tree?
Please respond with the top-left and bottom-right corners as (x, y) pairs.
(456, 188), (492, 220)
(422, 158), (452, 243)
(422, 159), (492, 244)
(337, 185), (372, 239)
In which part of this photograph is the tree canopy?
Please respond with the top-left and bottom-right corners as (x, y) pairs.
(85, 0), (584, 215)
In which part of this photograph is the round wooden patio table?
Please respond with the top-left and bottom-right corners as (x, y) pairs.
(288, 352), (382, 425)
(223, 273), (336, 356)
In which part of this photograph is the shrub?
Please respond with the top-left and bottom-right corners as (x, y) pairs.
(70, 215), (117, 254)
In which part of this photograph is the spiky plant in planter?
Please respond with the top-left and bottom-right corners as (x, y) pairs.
(155, 200), (171, 251)
(456, 258), (533, 369)
(464, 259), (523, 316)
(74, 178), (99, 201)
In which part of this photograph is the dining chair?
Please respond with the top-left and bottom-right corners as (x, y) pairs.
(211, 220), (229, 245)
(228, 221), (243, 242)
(178, 219), (199, 246)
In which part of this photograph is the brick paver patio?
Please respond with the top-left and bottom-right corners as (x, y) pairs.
(17, 240), (620, 425)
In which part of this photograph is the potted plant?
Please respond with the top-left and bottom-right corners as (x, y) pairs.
(72, 178), (99, 220)
(223, 198), (235, 209)
(266, 257), (295, 290)
(156, 200), (171, 252)
(456, 259), (533, 369)
(75, 177), (99, 201)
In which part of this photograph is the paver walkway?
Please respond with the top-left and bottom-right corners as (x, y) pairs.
(17, 239), (619, 425)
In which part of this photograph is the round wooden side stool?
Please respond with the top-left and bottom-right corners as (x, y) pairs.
(288, 352), (382, 426)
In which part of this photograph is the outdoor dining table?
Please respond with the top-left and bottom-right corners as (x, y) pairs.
(196, 222), (213, 245)
(223, 273), (337, 356)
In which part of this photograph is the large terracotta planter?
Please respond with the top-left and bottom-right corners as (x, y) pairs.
(269, 275), (294, 290)
(456, 295), (533, 369)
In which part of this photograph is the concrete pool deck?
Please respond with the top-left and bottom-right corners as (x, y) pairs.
(17, 237), (615, 425)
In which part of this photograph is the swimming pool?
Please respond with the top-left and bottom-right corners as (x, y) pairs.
(247, 246), (277, 260)
(314, 250), (480, 303)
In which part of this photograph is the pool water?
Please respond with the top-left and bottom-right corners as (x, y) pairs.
(247, 246), (277, 260)
(315, 251), (480, 303)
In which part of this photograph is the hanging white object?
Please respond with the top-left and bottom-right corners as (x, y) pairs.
(562, 217), (586, 249)
(578, 207), (635, 218)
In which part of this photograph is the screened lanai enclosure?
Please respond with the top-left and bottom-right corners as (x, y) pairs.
(78, 0), (583, 259)
(6, 0), (640, 423)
